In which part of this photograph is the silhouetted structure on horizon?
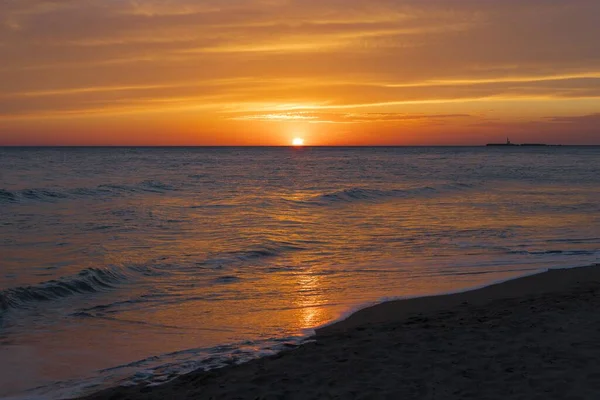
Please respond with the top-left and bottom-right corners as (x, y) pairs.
(486, 138), (553, 147)
(487, 137), (518, 146)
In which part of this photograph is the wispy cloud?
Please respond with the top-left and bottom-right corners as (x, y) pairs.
(1, 0), (600, 144)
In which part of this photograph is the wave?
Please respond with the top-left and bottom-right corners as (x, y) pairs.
(139, 180), (176, 192)
(0, 188), (18, 203)
(0, 267), (129, 312)
(197, 242), (305, 268)
(304, 183), (473, 206)
(0, 240), (301, 313)
(0, 180), (176, 204)
(213, 276), (242, 284)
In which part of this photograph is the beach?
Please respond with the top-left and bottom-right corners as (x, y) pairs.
(81, 264), (600, 399)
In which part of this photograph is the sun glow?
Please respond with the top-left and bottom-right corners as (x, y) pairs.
(292, 137), (305, 146)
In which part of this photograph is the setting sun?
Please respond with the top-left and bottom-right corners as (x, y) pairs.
(292, 138), (305, 146)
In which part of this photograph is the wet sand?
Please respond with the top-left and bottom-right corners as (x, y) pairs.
(82, 264), (600, 399)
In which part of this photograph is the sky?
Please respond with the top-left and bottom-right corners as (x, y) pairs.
(1, 0), (600, 145)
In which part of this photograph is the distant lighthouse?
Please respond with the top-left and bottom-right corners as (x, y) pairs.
(486, 137), (518, 146)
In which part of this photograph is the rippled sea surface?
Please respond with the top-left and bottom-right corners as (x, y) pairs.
(1, 147), (599, 398)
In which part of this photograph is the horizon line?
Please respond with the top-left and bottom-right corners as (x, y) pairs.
(2, 144), (597, 148)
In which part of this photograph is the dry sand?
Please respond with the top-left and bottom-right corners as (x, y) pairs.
(82, 264), (600, 399)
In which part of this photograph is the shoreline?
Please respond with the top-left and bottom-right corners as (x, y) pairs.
(80, 263), (600, 399)
(312, 268), (546, 335)
(316, 264), (596, 335)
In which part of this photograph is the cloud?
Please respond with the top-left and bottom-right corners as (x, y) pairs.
(545, 113), (600, 125)
(1, 0), (600, 144)
(229, 111), (471, 124)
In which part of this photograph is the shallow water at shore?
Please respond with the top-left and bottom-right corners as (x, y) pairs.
(1, 146), (599, 398)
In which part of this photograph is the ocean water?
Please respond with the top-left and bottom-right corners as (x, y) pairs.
(1, 146), (599, 398)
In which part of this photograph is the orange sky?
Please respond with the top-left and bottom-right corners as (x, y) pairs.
(1, 0), (600, 145)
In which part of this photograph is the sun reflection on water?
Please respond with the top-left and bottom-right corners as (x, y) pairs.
(292, 271), (327, 329)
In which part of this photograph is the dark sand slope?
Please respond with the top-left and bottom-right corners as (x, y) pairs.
(83, 265), (600, 400)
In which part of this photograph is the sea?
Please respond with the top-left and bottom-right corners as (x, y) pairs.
(1, 146), (599, 398)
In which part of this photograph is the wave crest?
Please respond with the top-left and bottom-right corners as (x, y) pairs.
(0, 267), (128, 312)
(0, 180), (176, 204)
(307, 184), (473, 205)
(198, 242), (305, 268)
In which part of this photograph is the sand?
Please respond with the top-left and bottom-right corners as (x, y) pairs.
(81, 264), (600, 399)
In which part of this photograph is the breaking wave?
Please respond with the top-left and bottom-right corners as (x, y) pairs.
(0, 267), (129, 312)
(305, 183), (474, 205)
(0, 180), (176, 204)
(197, 242), (306, 268)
